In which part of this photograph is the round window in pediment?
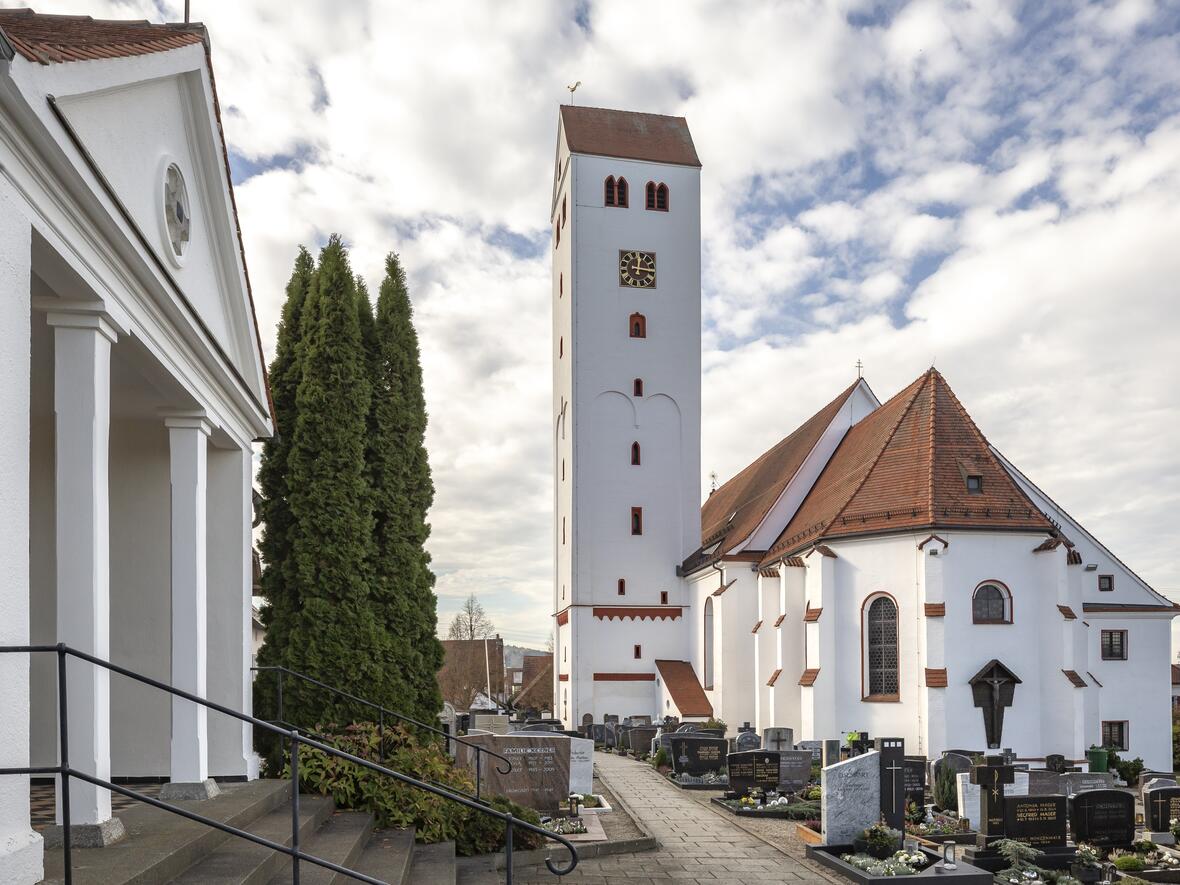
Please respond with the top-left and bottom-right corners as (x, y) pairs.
(163, 163), (191, 260)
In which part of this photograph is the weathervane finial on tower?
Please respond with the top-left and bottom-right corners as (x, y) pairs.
(566, 81), (581, 105)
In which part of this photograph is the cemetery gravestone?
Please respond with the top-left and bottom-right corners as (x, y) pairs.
(763, 727), (793, 752)
(728, 750), (781, 795)
(1146, 787), (1180, 835)
(971, 756), (1016, 840)
(697, 728), (724, 739)
(1142, 777), (1178, 806)
(779, 750), (813, 792)
(822, 739), (842, 769)
(903, 757), (926, 809)
(629, 726), (658, 756)
(675, 724), (699, 733)
(959, 770), (1029, 826)
(604, 714), (619, 725)
(1028, 770), (1063, 796)
(472, 713), (511, 735)
(459, 734), (572, 811)
(591, 724), (606, 745)
(1045, 754), (1068, 774)
(604, 722), (617, 750)
(735, 730), (761, 752)
(670, 737), (728, 777)
(877, 738), (907, 830)
(1061, 772), (1115, 795)
(569, 737), (594, 797)
(1004, 795), (1068, 848)
(822, 750), (881, 846)
(1070, 789), (1135, 848)
(631, 715), (652, 726)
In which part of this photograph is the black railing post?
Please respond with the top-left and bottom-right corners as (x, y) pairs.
(377, 710), (384, 764)
(276, 669), (284, 722)
(290, 732), (300, 885)
(475, 748), (482, 802)
(57, 643), (72, 884)
(505, 813), (514, 884)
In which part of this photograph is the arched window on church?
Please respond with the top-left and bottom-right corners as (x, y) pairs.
(618, 578), (626, 596)
(972, 581), (1012, 624)
(645, 181), (669, 211)
(631, 441), (641, 465)
(604, 176), (616, 206)
(864, 594), (899, 699)
(703, 597), (715, 690)
(633, 378), (644, 396)
(616, 177), (628, 207)
(631, 506), (643, 535)
(630, 313), (647, 338)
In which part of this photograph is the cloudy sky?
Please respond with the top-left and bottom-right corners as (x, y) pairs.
(22, 0), (1180, 647)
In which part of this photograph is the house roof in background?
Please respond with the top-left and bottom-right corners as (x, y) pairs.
(560, 105), (701, 167)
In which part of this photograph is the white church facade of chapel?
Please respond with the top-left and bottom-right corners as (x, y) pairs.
(0, 11), (271, 882)
(550, 105), (1177, 769)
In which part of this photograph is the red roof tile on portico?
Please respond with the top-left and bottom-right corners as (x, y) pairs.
(0, 7), (204, 63)
(654, 660), (713, 718)
(761, 369), (1054, 564)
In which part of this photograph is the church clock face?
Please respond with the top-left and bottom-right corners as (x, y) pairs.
(619, 250), (656, 288)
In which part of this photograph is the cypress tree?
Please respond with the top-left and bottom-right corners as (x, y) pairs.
(254, 248), (314, 726)
(279, 237), (402, 726)
(371, 253), (444, 721)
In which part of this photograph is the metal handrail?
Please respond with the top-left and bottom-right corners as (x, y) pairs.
(0, 645), (577, 884)
(252, 664), (513, 801)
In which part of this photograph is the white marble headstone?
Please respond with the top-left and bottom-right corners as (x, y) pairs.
(822, 750), (881, 845)
(569, 737), (594, 796)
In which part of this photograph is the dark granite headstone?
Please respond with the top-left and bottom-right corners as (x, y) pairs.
(629, 726), (658, 756)
(779, 750), (813, 791)
(631, 715), (652, 726)
(822, 739), (842, 768)
(1045, 754), (1067, 774)
(877, 737), (906, 830)
(1028, 770), (1063, 796)
(738, 721), (755, 733)
(735, 730), (760, 752)
(849, 732), (871, 756)
(728, 750), (781, 794)
(591, 724), (606, 744)
(675, 724), (699, 733)
(903, 757), (926, 808)
(697, 728), (724, 739)
(1004, 795), (1068, 847)
(971, 756), (1016, 838)
(1070, 789), (1135, 847)
(936, 752), (973, 784)
(794, 739), (821, 762)
(581, 713), (593, 729)
(670, 736), (728, 776)
(604, 722), (617, 749)
(1146, 787), (1180, 833)
(604, 714), (619, 725)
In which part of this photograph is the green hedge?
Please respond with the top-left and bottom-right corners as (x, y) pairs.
(286, 723), (544, 856)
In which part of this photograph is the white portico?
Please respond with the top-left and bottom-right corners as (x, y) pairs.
(0, 10), (271, 881)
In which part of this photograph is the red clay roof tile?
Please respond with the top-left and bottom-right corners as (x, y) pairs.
(0, 8), (204, 64)
(767, 668), (782, 687)
(561, 105), (701, 167)
(925, 668), (948, 688)
(1062, 669), (1086, 688)
(924, 603), (946, 617)
(798, 668), (820, 687)
(654, 660), (712, 717)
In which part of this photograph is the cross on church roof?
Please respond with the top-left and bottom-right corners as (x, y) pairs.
(856, 359), (863, 379)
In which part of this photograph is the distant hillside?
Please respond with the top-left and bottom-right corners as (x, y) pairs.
(503, 644), (549, 669)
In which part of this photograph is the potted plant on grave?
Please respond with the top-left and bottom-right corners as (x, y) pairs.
(852, 822), (904, 859)
(1072, 843), (1104, 883)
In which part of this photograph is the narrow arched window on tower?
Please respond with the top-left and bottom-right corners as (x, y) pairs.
(559, 272), (563, 297)
(630, 507), (643, 535)
(633, 378), (644, 396)
(616, 177), (628, 207)
(562, 195), (567, 227)
(604, 176), (616, 207)
(629, 313), (647, 338)
(631, 441), (641, 465)
(617, 578), (626, 596)
(656, 183), (668, 211)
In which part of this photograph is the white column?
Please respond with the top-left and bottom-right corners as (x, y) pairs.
(0, 189), (43, 882)
(163, 413), (214, 792)
(48, 311), (118, 830)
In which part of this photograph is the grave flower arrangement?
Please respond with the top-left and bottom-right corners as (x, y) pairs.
(905, 815), (959, 838)
(543, 816), (588, 836)
(853, 823), (904, 859)
(1171, 817), (1180, 842)
(839, 848), (927, 876)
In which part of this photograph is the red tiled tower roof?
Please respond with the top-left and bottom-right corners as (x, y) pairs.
(762, 369), (1054, 563)
(560, 105), (701, 167)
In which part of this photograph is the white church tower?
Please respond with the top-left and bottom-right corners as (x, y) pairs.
(551, 106), (702, 728)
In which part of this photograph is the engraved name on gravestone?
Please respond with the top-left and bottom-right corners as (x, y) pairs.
(1070, 789), (1135, 848)
(822, 750), (881, 846)
(1061, 772), (1115, 795)
(779, 750), (813, 791)
(459, 734), (572, 810)
(1146, 787), (1180, 833)
(903, 757), (926, 808)
(1004, 795), (1068, 848)
(670, 737), (728, 776)
(728, 750), (781, 795)
(569, 737), (594, 797)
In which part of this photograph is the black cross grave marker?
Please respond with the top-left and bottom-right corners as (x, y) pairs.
(971, 755), (1016, 839)
(877, 737), (906, 829)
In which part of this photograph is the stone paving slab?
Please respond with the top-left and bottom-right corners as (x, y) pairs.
(515, 753), (837, 884)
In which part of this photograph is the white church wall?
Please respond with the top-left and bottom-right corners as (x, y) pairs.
(717, 569), (757, 731)
(772, 566), (806, 734)
(1091, 616), (1171, 768)
(755, 572), (777, 730)
(920, 544), (946, 755)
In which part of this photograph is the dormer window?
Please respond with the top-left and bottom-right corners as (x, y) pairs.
(966, 475), (983, 494)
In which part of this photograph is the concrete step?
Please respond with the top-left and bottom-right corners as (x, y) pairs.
(169, 794), (334, 885)
(406, 841), (456, 885)
(40, 779), (293, 885)
(454, 854), (501, 885)
(264, 810), (374, 884)
(351, 828), (416, 885)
